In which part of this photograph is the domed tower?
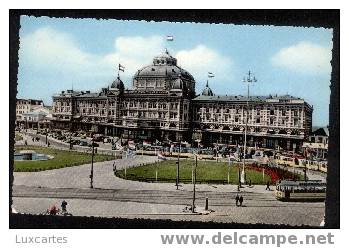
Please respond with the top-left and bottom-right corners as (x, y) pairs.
(202, 80), (214, 96)
(109, 76), (124, 94)
(132, 49), (196, 98)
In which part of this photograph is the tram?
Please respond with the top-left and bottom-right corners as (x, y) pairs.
(275, 180), (326, 201)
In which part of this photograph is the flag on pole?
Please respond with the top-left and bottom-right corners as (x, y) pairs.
(166, 35), (174, 41)
(118, 64), (125, 72)
(208, 72), (215, 78)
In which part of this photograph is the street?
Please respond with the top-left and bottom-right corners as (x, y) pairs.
(13, 152), (326, 226)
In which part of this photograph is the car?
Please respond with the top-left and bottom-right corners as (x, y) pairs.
(71, 140), (80, 145)
(88, 142), (99, 147)
(79, 140), (89, 146)
(93, 135), (104, 142)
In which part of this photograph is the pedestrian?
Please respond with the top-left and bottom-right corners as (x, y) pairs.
(266, 181), (270, 191)
(49, 205), (58, 215)
(235, 194), (239, 206)
(239, 195), (244, 207)
(48, 142), (50, 147)
(249, 179), (252, 186)
(61, 200), (68, 213)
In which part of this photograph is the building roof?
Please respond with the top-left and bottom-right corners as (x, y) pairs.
(16, 99), (43, 105)
(193, 94), (304, 103)
(311, 127), (329, 136)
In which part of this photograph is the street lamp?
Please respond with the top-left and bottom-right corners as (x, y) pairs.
(90, 139), (95, 188)
(45, 128), (48, 145)
(192, 154), (198, 213)
(69, 118), (73, 150)
(241, 71), (257, 184)
(176, 141), (181, 190)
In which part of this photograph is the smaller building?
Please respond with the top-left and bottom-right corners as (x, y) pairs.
(17, 104), (52, 130)
(16, 99), (44, 122)
(303, 127), (329, 159)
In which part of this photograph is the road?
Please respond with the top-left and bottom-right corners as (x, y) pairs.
(13, 150), (326, 226)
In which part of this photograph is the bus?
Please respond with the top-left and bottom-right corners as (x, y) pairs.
(275, 180), (326, 201)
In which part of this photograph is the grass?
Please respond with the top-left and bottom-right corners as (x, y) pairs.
(14, 145), (115, 172)
(115, 160), (272, 185)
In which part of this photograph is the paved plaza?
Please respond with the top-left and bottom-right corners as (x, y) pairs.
(13, 149), (326, 226)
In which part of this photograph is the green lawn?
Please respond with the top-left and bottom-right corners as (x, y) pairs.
(14, 145), (115, 172)
(115, 159), (271, 185)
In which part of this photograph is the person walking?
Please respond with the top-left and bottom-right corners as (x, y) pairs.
(61, 200), (68, 213)
(49, 205), (58, 215)
(235, 194), (239, 206)
(266, 181), (271, 191)
(239, 195), (244, 207)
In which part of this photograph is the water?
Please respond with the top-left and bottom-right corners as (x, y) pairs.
(14, 153), (50, 161)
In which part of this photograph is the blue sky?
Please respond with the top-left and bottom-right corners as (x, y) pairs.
(18, 16), (333, 126)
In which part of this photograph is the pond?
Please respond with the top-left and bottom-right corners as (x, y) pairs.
(14, 150), (52, 161)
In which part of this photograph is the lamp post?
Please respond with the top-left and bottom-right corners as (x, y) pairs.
(192, 154), (198, 213)
(90, 139), (95, 188)
(45, 128), (48, 145)
(304, 148), (308, 182)
(176, 141), (181, 190)
(68, 118), (73, 150)
(241, 71), (257, 184)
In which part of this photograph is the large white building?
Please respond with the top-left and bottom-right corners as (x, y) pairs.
(51, 50), (313, 151)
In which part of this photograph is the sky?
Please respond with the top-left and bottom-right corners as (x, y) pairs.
(17, 16), (333, 126)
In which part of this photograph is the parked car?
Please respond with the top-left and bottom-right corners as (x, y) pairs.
(88, 142), (99, 147)
(79, 140), (89, 147)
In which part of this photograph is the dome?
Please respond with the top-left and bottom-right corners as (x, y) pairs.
(202, 81), (214, 96)
(135, 65), (194, 81)
(132, 49), (195, 96)
(110, 76), (124, 91)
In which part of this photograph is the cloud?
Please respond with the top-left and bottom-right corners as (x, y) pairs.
(20, 27), (166, 80)
(20, 27), (99, 74)
(176, 45), (234, 83)
(102, 35), (166, 78)
(271, 41), (332, 74)
(19, 27), (234, 97)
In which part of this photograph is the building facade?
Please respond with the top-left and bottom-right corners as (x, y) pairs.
(302, 127), (329, 159)
(192, 84), (313, 150)
(16, 99), (43, 122)
(51, 50), (313, 151)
